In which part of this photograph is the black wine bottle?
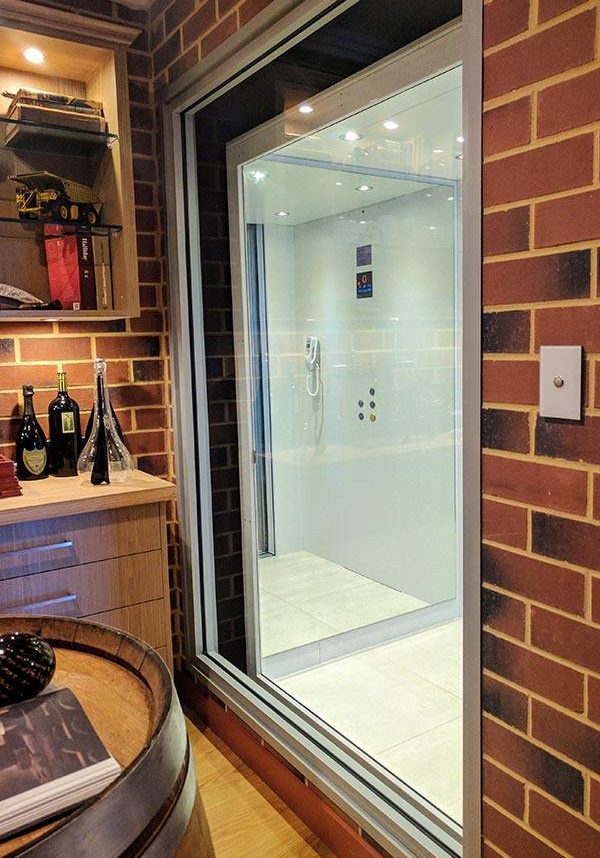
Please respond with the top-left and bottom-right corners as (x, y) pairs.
(15, 385), (48, 480)
(48, 369), (81, 477)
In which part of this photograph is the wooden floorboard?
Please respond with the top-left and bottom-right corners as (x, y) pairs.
(186, 718), (337, 857)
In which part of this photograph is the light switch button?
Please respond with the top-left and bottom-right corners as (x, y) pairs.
(539, 345), (582, 420)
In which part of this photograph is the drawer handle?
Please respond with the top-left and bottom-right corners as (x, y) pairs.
(1, 540), (74, 560)
(6, 593), (78, 613)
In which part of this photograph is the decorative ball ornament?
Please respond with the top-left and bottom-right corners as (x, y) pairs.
(0, 632), (56, 706)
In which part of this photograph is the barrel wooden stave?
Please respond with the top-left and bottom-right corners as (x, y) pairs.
(0, 615), (198, 858)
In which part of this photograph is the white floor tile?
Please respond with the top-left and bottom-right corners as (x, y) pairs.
(258, 592), (338, 657)
(378, 718), (463, 821)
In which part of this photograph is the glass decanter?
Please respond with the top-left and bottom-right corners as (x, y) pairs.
(77, 358), (133, 484)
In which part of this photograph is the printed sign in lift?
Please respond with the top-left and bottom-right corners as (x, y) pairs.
(356, 270), (373, 298)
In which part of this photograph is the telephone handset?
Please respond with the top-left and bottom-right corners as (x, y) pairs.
(305, 336), (320, 397)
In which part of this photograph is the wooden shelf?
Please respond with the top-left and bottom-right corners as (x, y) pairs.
(0, 470), (176, 526)
(0, 2), (141, 321)
(0, 114), (118, 155)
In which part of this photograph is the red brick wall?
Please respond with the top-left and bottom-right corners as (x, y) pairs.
(482, 0), (600, 855)
(0, 0), (184, 661)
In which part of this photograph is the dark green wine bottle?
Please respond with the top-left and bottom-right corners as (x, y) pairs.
(48, 369), (81, 477)
(16, 385), (48, 480)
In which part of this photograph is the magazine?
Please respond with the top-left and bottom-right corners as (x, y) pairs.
(0, 688), (121, 837)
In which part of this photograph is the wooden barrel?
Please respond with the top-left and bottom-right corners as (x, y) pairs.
(0, 615), (210, 858)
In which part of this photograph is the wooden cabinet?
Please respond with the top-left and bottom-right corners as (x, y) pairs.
(0, 471), (176, 669)
(0, 1), (141, 321)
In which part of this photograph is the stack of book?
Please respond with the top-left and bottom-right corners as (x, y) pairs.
(2, 89), (107, 143)
(0, 687), (121, 837)
(44, 226), (113, 311)
(0, 454), (21, 498)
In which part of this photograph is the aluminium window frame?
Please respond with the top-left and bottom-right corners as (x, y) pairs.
(162, 1), (482, 856)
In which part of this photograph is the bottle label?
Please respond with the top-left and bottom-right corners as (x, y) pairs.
(23, 447), (47, 476)
(61, 412), (75, 434)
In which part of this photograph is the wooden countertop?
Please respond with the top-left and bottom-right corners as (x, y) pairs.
(0, 470), (176, 526)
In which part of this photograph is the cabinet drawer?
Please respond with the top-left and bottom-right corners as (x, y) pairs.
(89, 599), (169, 649)
(0, 550), (164, 617)
(0, 504), (161, 580)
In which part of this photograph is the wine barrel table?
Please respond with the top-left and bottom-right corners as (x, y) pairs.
(0, 615), (214, 858)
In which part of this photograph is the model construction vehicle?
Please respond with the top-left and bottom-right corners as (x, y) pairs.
(10, 171), (102, 226)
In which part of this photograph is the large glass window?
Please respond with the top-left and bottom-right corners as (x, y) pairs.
(181, 3), (467, 853)
(234, 66), (462, 824)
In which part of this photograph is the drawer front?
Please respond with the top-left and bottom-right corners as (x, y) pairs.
(89, 599), (169, 649)
(0, 503), (161, 579)
(0, 550), (164, 617)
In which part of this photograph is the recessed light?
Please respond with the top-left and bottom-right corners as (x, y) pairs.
(356, 184), (372, 192)
(448, 196), (455, 201)
(433, 148), (444, 154)
(341, 130), (361, 142)
(456, 135), (464, 143)
(429, 226), (437, 230)
(23, 47), (45, 64)
(335, 181), (343, 186)
(298, 104), (314, 114)
(383, 120), (398, 130)
(359, 220), (367, 225)
(275, 211), (289, 217)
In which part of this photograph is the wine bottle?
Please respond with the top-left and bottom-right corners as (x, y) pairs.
(15, 385), (48, 480)
(48, 368), (81, 477)
(77, 358), (133, 485)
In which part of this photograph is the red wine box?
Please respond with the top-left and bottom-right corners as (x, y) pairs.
(0, 454), (21, 498)
(44, 225), (96, 310)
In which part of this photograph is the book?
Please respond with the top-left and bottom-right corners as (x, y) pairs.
(44, 226), (97, 311)
(2, 89), (104, 117)
(6, 104), (106, 135)
(0, 687), (120, 837)
(91, 234), (113, 311)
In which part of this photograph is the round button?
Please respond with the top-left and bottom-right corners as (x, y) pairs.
(358, 400), (364, 407)
(553, 376), (565, 388)
(358, 413), (364, 420)
(370, 401), (376, 409)
(369, 388), (375, 395)
(369, 414), (376, 422)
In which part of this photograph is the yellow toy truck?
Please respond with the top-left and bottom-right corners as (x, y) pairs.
(10, 171), (102, 226)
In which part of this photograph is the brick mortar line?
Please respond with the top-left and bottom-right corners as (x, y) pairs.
(484, 623), (600, 682)
(483, 58), (600, 112)
(484, 125), (600, 164)
(484, 182), (600, 214)
(482, 795), (579, 858)
(484, 240), (600, 262)
(483, 446), (600, 473)
(482, 402), (535, 413)
(483, 580), (586, 623)
(482, 355), (538, 362)
(482, 837), (511, 858)
(484, 298), (600, 311)
(483, 709), (598, 777)
(587, 466), (597, 521)
(480, 537), (600, 584)
(483, 1), (598, 59)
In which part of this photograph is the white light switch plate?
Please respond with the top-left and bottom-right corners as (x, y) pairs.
(539, 345), (582, 420)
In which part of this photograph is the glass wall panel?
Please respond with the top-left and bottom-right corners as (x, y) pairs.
(234, 66), (463, 822)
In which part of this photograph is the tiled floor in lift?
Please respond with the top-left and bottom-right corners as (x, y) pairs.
(258, 550), (429, 657)
(278, 620), (463, 823)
